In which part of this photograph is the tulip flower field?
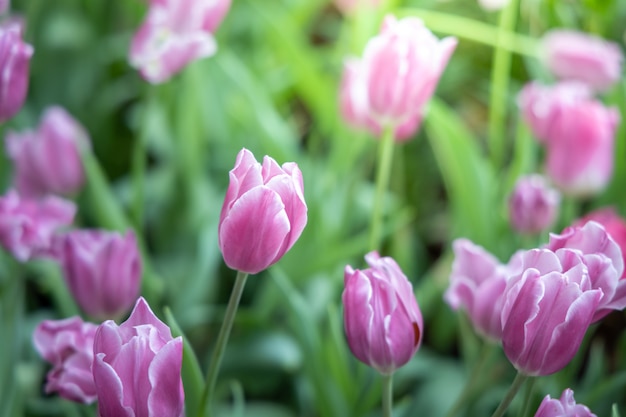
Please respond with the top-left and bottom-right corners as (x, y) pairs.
(2, 0), (626, 416)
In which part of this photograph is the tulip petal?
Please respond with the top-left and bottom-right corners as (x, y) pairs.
(148, 337), (184, 417)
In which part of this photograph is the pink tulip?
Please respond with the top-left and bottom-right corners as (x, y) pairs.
(6, 107), (89, 198)
(508, 174), (560, 234)
(575, 208), (626, 278)
(0, 190), (75, 261)
(0, 19), (33, 122)
(501, 248), (602, 376)
(445, 239), (523, 341)
(93, 297), (184, 417)
(333, 0), (381, 15)
(534, 389), (597, 417)
(129, 0), (230, 84)
(218, 148), (307, 274)
(53, 230), (142, 320)
(343, 251), (423, 375)
(541, 29), (623, 92)
(32, 317), (98, 404)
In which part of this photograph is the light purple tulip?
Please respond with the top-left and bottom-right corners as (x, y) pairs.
(343, 251), (423, 375)
(508, 174), (560, 234)
(0, 19), (33, 122)
(445, 239), (523, 341)
(501, 248), (602, 376)
(534, 389), (597, 417)
(0, 190), (75, 261)
(218, 148), (307, 274)
(6, 107), (89, 198)
(129, 0), (230, 84)
(541, 29), (623, 92)
(93, 297), (184, 417)
(53, 229), (141, 320)
(33, 317), (98, 404)
(546, 221), (625, 321)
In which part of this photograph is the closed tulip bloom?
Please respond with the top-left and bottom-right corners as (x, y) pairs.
(6, 107), (89, 198)
(219, 148), (307, 274)
(575, 208), (626, 278)
(343, 251), (423, 375)
(0, 19), (33, 122)
(534, 389), (597, 417)
(54, 230), (141, 320)
(508, 174), (560, 234)
(445, 239), (523, 341)
(0, 190), (75, 261)
(33, 317), (98, 404)
(93, 297), (184, 417)
(501, 248), (602, 376)
(129, 0), (230, 84)
(541, 29), (623, 92)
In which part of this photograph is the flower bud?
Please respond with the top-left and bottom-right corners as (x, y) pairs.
(6, 106), (89, 198)
(534, 389), (597, 417)
(0, 19), (33, 122)
(218, 148), (307, 274)
(53, 229), (142, 320)
(508, 174), (560, 234)
(343, 251), (423, 375)
(33, 317), (98, 404)
(93, 297), (184, 417)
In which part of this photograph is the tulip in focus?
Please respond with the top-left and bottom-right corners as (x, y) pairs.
(541, 29), (623, 92)
(33, 317), (98, 404)
(129, 0), (230, 84)
(343, 251), (423, 375)
(0, 190), (75, 261)
(218, 148), (307, 274)
(508, 174), (560, 234)
(0, 19), (33, 122)
(53, 229), (142, 320)
(6, 106), (89, 198)
(93, 297), (184, 417)
(575, 208), (626, 278)
(534, 389), (597, 417)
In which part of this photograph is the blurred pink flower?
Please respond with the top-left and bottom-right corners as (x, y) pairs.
(534, 389), (597, 417)
(541, 29), (623, 92)
(343, 251), (423, 375)
(333, 0), (381, 15)
(0, 19), (33, 122)
(0, 0), (9, 14)
(219, 148), (307, 274)
(6, 106), (89, 198)
(129, 0), (231, 84)
(508, 174), (560, 234)
(33, 317), (98, 404)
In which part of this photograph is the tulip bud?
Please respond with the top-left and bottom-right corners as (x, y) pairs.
(0, 19), (33, 122)
(508, 174), (560, 234)
(534, 389), (597, 417)
(129, 0), (230, 84)
(33, 317), (98, 404)
(218, 148), (307, 274)
(0, 190), (75, 262)
(343, 251), (423, 375)
(93, 297), (184, 417)
(53, 229), (142, 320)
(6, 107), (89, 198)
(541, 29), (623, 93)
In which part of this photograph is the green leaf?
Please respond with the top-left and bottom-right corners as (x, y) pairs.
(613, 404), (622, 417)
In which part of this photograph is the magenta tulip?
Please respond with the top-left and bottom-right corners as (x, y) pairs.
(343, 251), (423, 375)
(93, 297), (184, 417)
(218, 148), (307, 274)
(508, 174), (560, 234)
(0, 19), (33, 122)
(534, 389), (597, 417)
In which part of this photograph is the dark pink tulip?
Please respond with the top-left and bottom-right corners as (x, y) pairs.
(0, 190), (75, 261)
(218, 148), (307, 274)
(534, 389), (596, 417)
(0, 19), (33, 122)
(501, 248), (602, 376)
(33, 317), (98, 404)
(575, 208), (626, 278)
(93, 297), (184, 417)
(6, 107), (89, 198)
(343, 251), (423, 375)
(508, 174), (560, 234)
(53, 230), (142, 320)
(541, 29), (623, 92)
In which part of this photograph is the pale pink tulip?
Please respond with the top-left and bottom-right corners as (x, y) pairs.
(508, 174), (560, 234)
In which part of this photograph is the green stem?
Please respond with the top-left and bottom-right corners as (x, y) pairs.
(131, 88), (154, 230)
(489, 372), (528, 417)
(381, 373), (393, 417)
(520, 377), (537, 417)
(368, 126), (395, 251)
(198, 270), (249, 417)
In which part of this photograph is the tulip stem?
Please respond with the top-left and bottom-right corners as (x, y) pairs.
(369, 126), (395, 251)
(199, 270), (249, 417)
(489, 372), (528, 417)
(382, 373), (394, 417)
